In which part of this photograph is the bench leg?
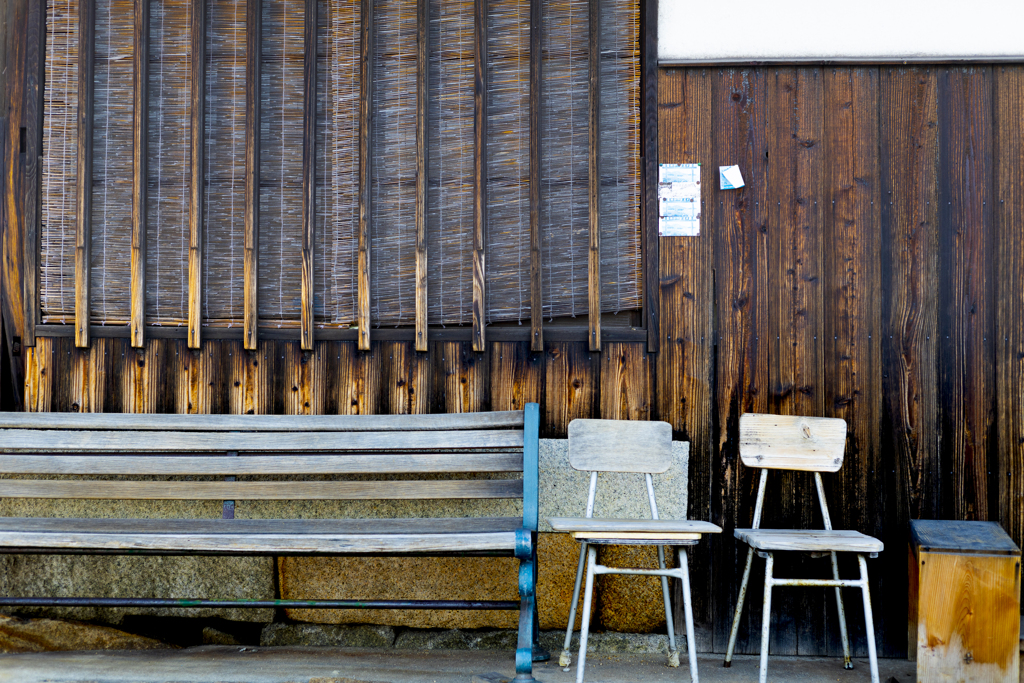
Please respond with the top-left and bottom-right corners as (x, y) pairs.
(531, 556), (549, 662)
(657, 544), (679, 667)
(514, 554), (539, 682)
(857, 554), (880, 683)
(678, 548), (699, 683)
(559, 541), (588, 668)
(759, 552), (774, 683)
(724, 545), (756, 667)
(830, 550), (853, 669)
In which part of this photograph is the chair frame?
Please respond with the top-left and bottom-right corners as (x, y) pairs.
(724, 415), (880, 683)
(559, 468), (700, 683)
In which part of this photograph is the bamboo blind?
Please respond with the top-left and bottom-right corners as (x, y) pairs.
(40, 0), (641, 329)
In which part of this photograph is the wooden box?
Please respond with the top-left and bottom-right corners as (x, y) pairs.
(909, 520), (1021, 682)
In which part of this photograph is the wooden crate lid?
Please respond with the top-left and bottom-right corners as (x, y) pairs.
(910, 520), (1020, 556)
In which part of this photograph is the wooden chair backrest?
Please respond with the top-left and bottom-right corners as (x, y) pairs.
(0, 408), (539, 532)
(568, 419), (672, 474)
(739, 413), (846, 473)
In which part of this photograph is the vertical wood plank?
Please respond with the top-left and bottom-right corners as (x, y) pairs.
(711, 67), (769, 655)
(586, 0), (600, 352)
(75, 0), (96, 348)
(130, 0), (149, 348)
(767, 66), (825, 656)
(655, 67), (714, 649)
(599, 342), (649, 421)
(822, 66), (884, 656)
(21, 0), (43, 350)
(337, 341), (381, 414)
(489, 341), (542, 411)
(528, 0), (542, 352)
(243, 0), (261, 351)
(995, 66), (1024, 557)
(383, 341), (430, 415)
(413, 0), (428, 352)
(187, 0), (206, 349)
(2, 4), (26, 352)
(543, 341), (597, 438)
(22, 336), (51, 412)
(937, 67), (995, 521)
(879, 67), (940, 529)
(283, 343), (323, 414)
(23, 153), (39, 348)
(299, 0), (317, 351)
(641, 0), (658, 353)
(356, 0), (372, 351)
(435, 341), (490, 413)
(471, 0), (487, 352)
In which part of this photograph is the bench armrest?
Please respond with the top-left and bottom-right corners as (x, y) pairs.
(523, 403), (539, 533)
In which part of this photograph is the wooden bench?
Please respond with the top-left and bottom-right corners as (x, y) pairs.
(0, 404), (546, 682)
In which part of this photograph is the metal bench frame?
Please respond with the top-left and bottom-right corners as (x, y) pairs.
(0, 404), (546, 682)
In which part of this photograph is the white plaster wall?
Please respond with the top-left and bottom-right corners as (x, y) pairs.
(659, 0), (1024, 64)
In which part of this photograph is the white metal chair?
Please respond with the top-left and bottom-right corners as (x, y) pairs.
(548, 418), (721, 683)
(724, 413), (883, 683)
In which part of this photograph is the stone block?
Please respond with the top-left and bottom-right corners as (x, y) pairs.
(0, 613), (174, 652)
(0, 554), (274, 624)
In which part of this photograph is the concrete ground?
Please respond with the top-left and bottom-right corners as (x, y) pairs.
(0, 646), (919, 683)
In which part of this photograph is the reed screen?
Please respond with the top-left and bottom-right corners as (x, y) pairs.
(41, 0), (641, 329)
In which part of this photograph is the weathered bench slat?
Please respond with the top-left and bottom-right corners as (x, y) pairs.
(0, 479), (525, 500)
(0, 411), (525, 431)
(0, 453), (524, 475)
(0, 531), (521, 553)
(0, 517), (524, 534)
(0, 429), (524, 452)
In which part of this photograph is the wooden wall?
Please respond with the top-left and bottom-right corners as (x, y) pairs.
(659, 64), (1024, 658)
(19, 337), (652, 434)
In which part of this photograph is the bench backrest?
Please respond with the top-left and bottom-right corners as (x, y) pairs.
(0, 404), (541, 531)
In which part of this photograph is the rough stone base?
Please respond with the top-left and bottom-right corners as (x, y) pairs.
(0, 613), (174, 652)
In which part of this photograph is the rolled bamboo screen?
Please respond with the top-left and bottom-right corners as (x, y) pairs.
(41, 0), (641, 329)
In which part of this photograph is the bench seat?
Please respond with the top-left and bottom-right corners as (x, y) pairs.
(0, 517), (525, 554)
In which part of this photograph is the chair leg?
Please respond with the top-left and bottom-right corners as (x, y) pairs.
(725, 545), (756, 666)
(678, 547), (700, 683)
(857, 554), (880, 683)
(759, 552), (774, 683)
(560, 541), (588, 668)
(657, 544), (680, 667)
(575, 545), (599, 683)
(829, 550), (853, 669)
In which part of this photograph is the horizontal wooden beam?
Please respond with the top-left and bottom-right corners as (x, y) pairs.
(34, 324), (650, 343)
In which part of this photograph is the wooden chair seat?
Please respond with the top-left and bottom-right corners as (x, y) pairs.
(0, 517), (524, 554)
(734, 528), (884, 554)
(549, 517), (720, 543)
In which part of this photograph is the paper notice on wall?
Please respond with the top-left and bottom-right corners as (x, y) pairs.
(659, 163), (701, 236)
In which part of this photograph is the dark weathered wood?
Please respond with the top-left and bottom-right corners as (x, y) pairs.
(543, 342), (597, 437)
(641, 0), (658, 352)
(0, 479), (524, 501)
(995, 66), (1024, 554)
(821, 66), (884, 657)
(471, 0), (487, 352)
(356, 0), (372, 351)
(300, 0), (317, 352)
(528, 0), (542, 352)
(2, 1), (27, 355)
(75, 0), (96, 349)
(0, 453), (524, 475)
(187, 0), (206, 349)
(655, 68), (714, 650)
(879, 67), (940, 534)
(382, 341), (430, 415)
(23, 153), (39, 348)
(489, 342), (541, 412)
(586, 0), (600, 352)
(710, 66), (769, 655)
(937, 67), (995, 522)
(599, 342), (649, 421)
(435, 342), (489, 414)
(130, 0), (149, 348)
(243, 0), (261, 351)
(414, 0), (428, 353)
